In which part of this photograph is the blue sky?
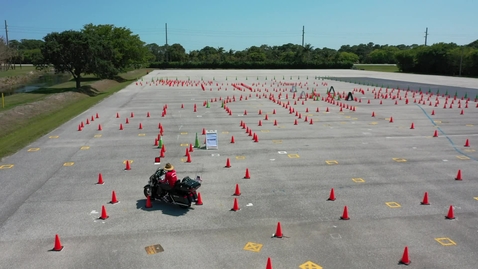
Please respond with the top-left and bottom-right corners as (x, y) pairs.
(1, 0), (477, 52)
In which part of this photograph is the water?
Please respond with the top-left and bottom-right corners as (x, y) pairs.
(13, 73), (71, 93)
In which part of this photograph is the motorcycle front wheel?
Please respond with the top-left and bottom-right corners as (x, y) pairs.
(144, 186), (152, 198)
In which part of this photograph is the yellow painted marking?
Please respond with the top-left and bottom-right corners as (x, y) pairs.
(434, 120), (442, 124)
(352, 178), (365, 183)
(138, 134), (146, 136)
(0, 164), (14, 169)
(80, 146), (90, 150)
(272, 140), (282, 144)
(474, 197), (478, 201)
(235, 156), (246, 160)
(323, 124), (331, 127)
(435, 237), (456, 246)
(326, 160), (338, 165)
(277, 125), (285, 128)
(288, 154), (300, 158)
(299, 261), (323, 269)
(180, 132), (188, 135)
(63, 162), (74, 166)
(369, 122), (378, 125)
(385, 202), (401, 208)
(123, 160), (134, 164)
(28, 148), (40, 152)
(243, 242), (263, 252)
(306, 114), (314, 116)
(49, 136), (59, 139)
(392, 158), (407, 162)
(466, 124), (474, 127)
(464, 149), (475, 152)
(344, 116), (351, 118)
(180, 143), (189, 147)
(456, 155), (470, 160)
(385, 118), (390, 121)
(221, 131), (229, 134)
(260, 130), (269, 133)
(94, 134), (102, 138)
(180, 158), (187, 162)
(145, 244), (164, 255)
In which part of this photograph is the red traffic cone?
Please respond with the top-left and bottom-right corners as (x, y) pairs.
(273, 222), (283, 238)
(266, 257), (273, 269)
(186, 151), (192, 163)
(254, 133), (259, 142)
(258, 109), (262, 115)
(99, 205), (109, 220)
(139, 123), (143, 129)
(258, 120), (262, 126)
(86, 118), (90, 125)
(234, 184), (241, 196)
(274, 119), (278, 126)
(372, 111), (375, 117)
(399, 246), (411, 265)
(421, 192), (430, 205)
(225, 158), (232, 168)
(389, 117), (394, 123)
(431, 110), (435, 115)
(98, 124), (102, 131)
(116, 112), (119, 118)
(196, 192), (203, 205)
(340, 206), (350, 220)
(130, 112), (134, 118)
(119, 124), (123, 130)
(328, 188), (336, 201)
(160, 147), (165, 158)
(455, 169), (462, 180)
(231, 198), (240, 211)
(125, 118), (129, 124)
(185, 148), (189, 157)
(97, 173), (104, 185)
(189, 143), (194, 153)
(110, 191), (119, 204)
(230, 136), (235, 143)
(145, 195), (152, 208)
(433, 130), (438, 137)
(202, 128), (206, 135)
(147, 112), (150, 117)
(446, 205), (455, 219)
(464, 139), (470, 147)
(244, 168), (251, 179)
(410, 122), (415, 129)
(78, 124), (82, 131)
(265, 114), (269, 120)
(125, 160), (131, 170)
(244, 110), (247, 115)
(294, 119), (298, 125)
(52, 234), (64, 251)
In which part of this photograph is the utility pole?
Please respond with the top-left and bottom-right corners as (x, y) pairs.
(165, 23), (169, 62)
(424, 27), (428, 46)
(301, 26), (305, 47)
(4, 20), (8, 46)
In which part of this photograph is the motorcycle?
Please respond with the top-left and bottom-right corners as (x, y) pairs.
(144, 167), (202, 209)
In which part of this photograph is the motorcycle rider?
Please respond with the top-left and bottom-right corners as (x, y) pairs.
(164, 163), (178, 187)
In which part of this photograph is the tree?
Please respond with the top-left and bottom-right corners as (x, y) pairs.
(39, 30), (94, 89)
(145, 43), (166, 62)
(394, 50), (416, 72)
(168, 43), (187, 62)
(337, 52), (359, 63)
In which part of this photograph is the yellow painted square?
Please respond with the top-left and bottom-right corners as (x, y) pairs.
(369, 122), (378, 125)
(180, 132), (188, 135)
(352, 118), (358, 120)
(434, 120), (442, 124)
(307, 114), (314, 116)
(352, 178), (365, 183)
(385, 202), (401, 208)
(474, 197), (478, 201)
(235, 156), (246, 160)
(326, 160), (338, 165)
(63, 162), (74, 166)
(138, 134), (146, 136)
(466, 124), (474, 127)
(435, 237), (456, 246)
(180, 158), (187, 162)
(260, 130), (269, 133)
(288, 154), (300, 158)
(323, 124), (331, 127)
(123, 160), (134, 164)
(272, 140), (282, 144)
(28, 148), (40, 152)
(80, 146), (90, 150)
(464, 149), (475, 152)
(392, 158), (407, 162)
(385, 118), (390, 121)
(299, 261), (323, 269)
(456, 155), (470, 160)
(277, 125), (285, 128)
(243, 242), (263, 252)
(94, 134), (102, 138)
(180, 144), (189, 147)
(221, 131), (229, 134)
(0, 164), (14, 169)
(49, 136), (59, 139)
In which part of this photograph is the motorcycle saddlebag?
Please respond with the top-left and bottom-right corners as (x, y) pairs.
(178, 176), (201, 191)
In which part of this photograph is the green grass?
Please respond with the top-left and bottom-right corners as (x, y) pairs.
(354, 64), (399, 72)
(0, 69), (150, 159)
(0, 66), (38, 78)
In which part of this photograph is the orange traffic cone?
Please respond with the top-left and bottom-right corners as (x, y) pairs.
(52, 234), (64, 251)
(433, 130), (438, 137)
(455, 169), (462, 180)
(125, 118), (129, 124)
(421, 192), (430, 205)
(125, 160), (131, 170)
(225, 158), (232, 168)
(231, 198), (240, 211)
(446, 205), (455, 219)
(410, 122), (415, 129)
(139, 123), (143, 129)
(340, 206), (350, 220)
(234, 184), (241, 196)
(186, 151), (192, 163)
(266, 257), (273, 269)
(389, 117), (394, 123)
(99, 205), (109, 220)
(273, 222), (283, 238)
(119, 124), (123, 130)
(185, 148), (189, 157)
(258, 120), (262, 126)
(97, 173), (104, 185)
(244, 168), (251, 179)
(145, 195), (152, 208)
(189, 143), (194, 153)
(110, 191), (119, 204)
(196, 192), (203, 205)
(399, 246), (411, 265)
(464, 139), (470, 147)
(230, 136), (235, 143)
(328, 188), (336, 201)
